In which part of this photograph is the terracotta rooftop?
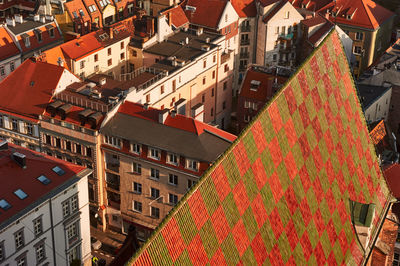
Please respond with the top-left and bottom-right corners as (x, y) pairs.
(127, 31), (392, 265)
(383, 164), (400, 199)
(0, 59), (68, 120)
(0, 142), (88, 229)
(0, 26), (20, 61)
(231, 0), (257, 17)
(161, 4), (189, 28)
(184, 0), (228, 29)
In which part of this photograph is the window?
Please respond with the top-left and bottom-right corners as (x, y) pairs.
(211, 107), (214, 116)
(160, 85), (165, 94)
(203, 77), (206, 85)
(24, 36), (30, 47)
(33, 217), (43, 236)
(108, 48), (112, 55)
(12, 119), (18, 131)
(133, 182), (142, 194)
(223, 81), (227, 91)
(108, 59), (112, 66)
(120, 52), (125, 60)
(26, 123), (33, 135)
(224, 64), (229, 72)
(244, 115), (251, 122)
(187, 179), (196, 189)
(94, 54), (98, 62)
(121, 41), (124, 49)
(133, 201), (142, 212)
(150, 168), (160, 180)
(131, 143), (141, 154)
(71, 195), (78, 212)
(151, 206), (160, 218)
(211, 88), (214, 97)
(284, 11), (289, 19)
(169, 193), (178, 205)
(17, 256), (26, 266)
(0, 66), (4, 76)
(202, 93), (205, 103)
(169, 174), (178, 185)
(10, 61), (15, 71)
(15, 229), (24, 250)
(0, 115), (3, 127)
(37, 175), (51, 185)
(150, 187), (160, 199)
(355, 32), (363, 41)
(14, 189), (27, 199)
(80, 60), (85, 69)
(172, 80), (176, 91)
(66, 222), (78, 243)
(0, 241), (4, 262)
(149, 147), (160, 160)
(146, 94), (150, 103)
(62, 195), (78, 218)
(213, 54), (216, 63)
(76, 144), (82, 154)
(104, 135), (121, 148)
(203, 60), (206, 68)
(273, 54), (277, 62)
(187, 159), (198, 171)
(222, 101), (226, 110)
(275, 26), (279, 34)
(353, 46), (362, 55)
(35, 242), (45, 263)
(167, 153), (178, 165)
(36, 31), (42, 42)
(212, 70), (215, 79)
(67, 245), (80, 264)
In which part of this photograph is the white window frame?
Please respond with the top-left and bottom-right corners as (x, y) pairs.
(167, 153), (178, 165)
(133, 200), (142, 212)
(150, 168), (160, 180)
(130, 142), (141, 154)
(132, 162), (141, 174)
(186, 159), (198, 171)
(149, 147), (160, 160)
(133, 182), (142, 194)
(169, 193), (178, 205)
(168, 174), (178, 186)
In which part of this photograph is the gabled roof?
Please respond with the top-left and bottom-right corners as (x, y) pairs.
(263, 0), (289, 23)
(0, 59), (66, 120)
(318, 0), (394, 30)
(184, 0), (228, 29)
(101, 101), (236, 162)
(0, 142), (88, 229)
(0, 26), (20, 61)
(231, 0), (257, 17)
(64, 0), (91, 23)
(384, 164), (400, 199)
(128, 31), (392, 265)
(161, 4), (189, 28)
(59, 31), (102, 60)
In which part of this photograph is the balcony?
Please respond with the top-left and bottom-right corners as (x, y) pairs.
(239, 65), (248, 72)
(221, 50), (233, 64)
(240, 39), (250, 46)
(106, 163), (120, 173)
(279, 32), (294, 41)
(108, 200), (120, 210)
(241, 25), (251, 32)
(240, 52), (249, 59)
(106, 181), (120, 191)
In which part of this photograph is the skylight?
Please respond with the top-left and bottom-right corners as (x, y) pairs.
(52, 166), (65, 176)
(14, 189), (27, 200)
(37, 175), (51, 185)
(0, 199), (11, 210)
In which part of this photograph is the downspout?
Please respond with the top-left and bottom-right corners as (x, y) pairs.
(49, 198), (57, 264)
(214, 47), (220, 125)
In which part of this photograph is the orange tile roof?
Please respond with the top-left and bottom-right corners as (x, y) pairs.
(184, 0), (228, 29)
(0, 26), (20, 61)
(161, 4), (189, 28)
(383, 163), (400, 199)
(0, 59), (65, 119)
(65, 0), (91, 23)
(59, 31), (102, 60)
(230, 0), (257, 18)
(42, 45), (70, 71)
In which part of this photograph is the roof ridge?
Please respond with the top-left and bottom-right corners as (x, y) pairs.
(359, 0), (377, 29)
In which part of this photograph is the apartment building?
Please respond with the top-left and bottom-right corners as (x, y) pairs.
(0, 0), (35, 21)
(44, 22), (131, 79)
(0, 58), (79, 151)
(0, 26), (21, 81)
(4, 14), (63, 61)
(140, 0), (179, 16)
(0, 141), (92, 265)
(127, 26), (234, 129)
(64, 0), (93, 35)
(255, 0), (303, 67)
(291, 0), (395, 78)
(40, 74), (127, 230)
(99, 101), (236, 239)
(357, 83), (392, 123)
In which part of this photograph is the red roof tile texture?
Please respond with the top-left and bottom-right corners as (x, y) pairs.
(60, 31), (102, 60)
(0, 27), (20, 61)
(0, 59), (65, 119)
(184, 0), (227, 29)
(161, 4), (189, 28)
(384, 163), (400, 199)
(0, 143), (85, 225)
(230, 0), (257, 17)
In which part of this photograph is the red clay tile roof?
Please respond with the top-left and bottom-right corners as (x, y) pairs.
(42, 45), (70, 71)
(308, 21), (334, 46)
(230, 0), (257, 17)
(118, 101), (236, 141)
(0, 27), (20, 61)
(161, 4), (189, 28)
(127, 30), (392, 265)
(0, 143), (86, 226)
(0, 59), (65, 119)
(301, 14), (327, 27)
(65, 0), (91, 23)
(82, 0), (103, 27)
(184, 0), (228, 29)
(263, 0), (288, 23)
(318, 0), (394, 30)
(59, 31), (102, 60)
(290, 0), (332, 12)
(383, 163), (400, 199)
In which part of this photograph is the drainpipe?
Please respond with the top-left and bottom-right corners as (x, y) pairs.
(49, 198), (57, 264)
(214, 47), (220, 125)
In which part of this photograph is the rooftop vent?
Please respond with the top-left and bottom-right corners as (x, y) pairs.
(40, 16), (46, 23)
(108, 96), (119, 104)
(159, 108), (169, 124)
(176, 59), (185, 66)
(6, 18), (15, 27)
(201, 45), (210, 51)
(196, 27), (203, 36)
(91, 89), (102, 99)
(78, 109), (94, 126)
(12, 152), (26, 168)
(33, 14), (40, 22)
(14, 14), (23, 24)
(99, 77), (106, 86)
(88, 112), (103, 129)
(170, 110), (177, 118)
(0, 140), (8, 151)
(57, 103), (73, 120)
(205, 37), (210, 43)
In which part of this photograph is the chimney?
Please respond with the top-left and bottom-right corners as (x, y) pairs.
(99, 77), (106, 85)
(158, 109), (169, 124)
(34, 14), (40, 21)
(6, 18), (15, 27)
(151, 18), (155, 36)
(12, 152), (26, 168)
(107, 27), (114, 39)
(14, 14), (23, 23)
(168, 12), (172, 26)
(170, 110), (176, 118)
(40, 16), (46, 23)
(325, 12), (330, 19)
(57, 57), (64, 67)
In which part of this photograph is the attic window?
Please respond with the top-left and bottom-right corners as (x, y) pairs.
(72, 11), (78, 19)
(88, 5), (97, 12)
(0, 199), (11, 210)
(250, 80), (261, 91)
(52, 166), (65, 176)
(30, 81), (35, 86)
(79, 9), (84, 16)
(350, 200), (375, 227)
(37, 175), (51, 185)
(14, 189), (27, 200)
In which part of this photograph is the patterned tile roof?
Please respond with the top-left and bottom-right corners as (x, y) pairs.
(127, 31), (393, 265)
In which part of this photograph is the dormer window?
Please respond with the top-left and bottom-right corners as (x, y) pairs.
(104, 135), (121, 148)
(72, 11), (78, 19)
(186, 159), (198, 171)
(350, 200), (375, 249)
(167, 153), (178, 165)
(149, 147), (160, 160)
(24, 35), (30, 47)
(79, 9), (84, 17)
(49, 28), (54, 38)
(130, 142), (141, 154)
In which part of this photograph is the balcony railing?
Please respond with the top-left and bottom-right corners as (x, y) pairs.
(106, 163), (120, 173)
(106, 181), (120, 191)
(108, 200), (120, 210)
(240, 39), (250, 46)
(241, 25), (251, 32)
(240, 52), (249, 59)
